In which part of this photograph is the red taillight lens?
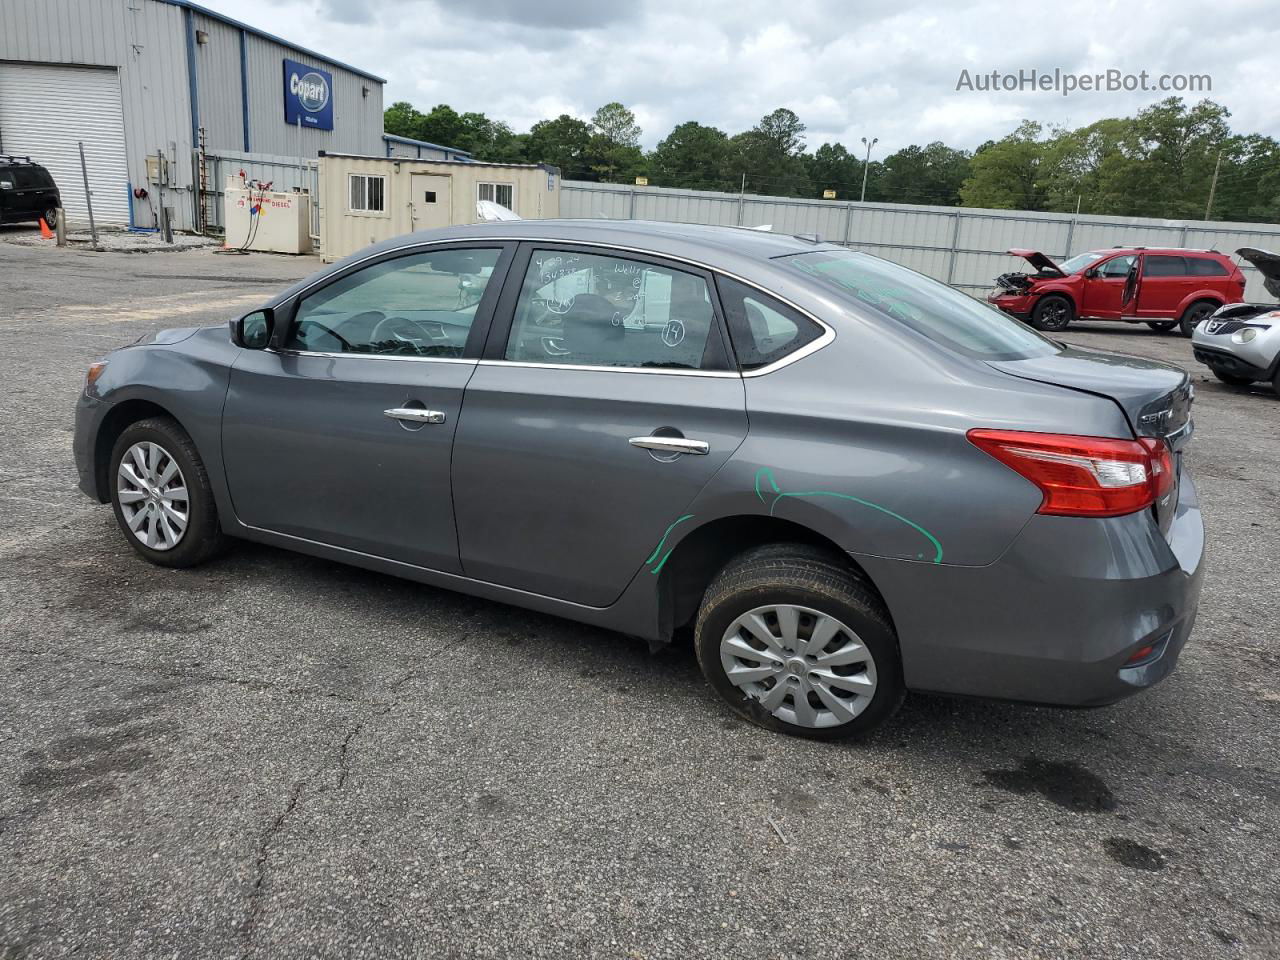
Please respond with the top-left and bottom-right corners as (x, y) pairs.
(967, 429), (1172, 518)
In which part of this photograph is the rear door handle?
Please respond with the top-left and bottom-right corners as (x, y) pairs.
(628, 435), (709, 455)
(384, 407), (446, 424)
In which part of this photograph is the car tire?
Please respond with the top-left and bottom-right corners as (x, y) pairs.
(1030, 295), (1074, 332)
(1212, 368), (1254, 387)
(1179, 301), (1218, 338)
(694, 543), (904, 740)
(1145, 320), (1178, 333)
(109, 417), (227, 568)
(43, 207), (58, 229)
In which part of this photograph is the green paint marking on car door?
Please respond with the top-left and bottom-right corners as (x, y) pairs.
(753, 467), (943, 564)
(646, 513), (695, 574)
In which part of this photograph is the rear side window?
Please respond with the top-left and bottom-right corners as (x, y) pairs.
(10, 167), (38, 189)
(785, 249), (1060, 361)
(718, 277), (823, 370)
(1187, 256), (1228, 276)
(1144, 255), (1187, 277)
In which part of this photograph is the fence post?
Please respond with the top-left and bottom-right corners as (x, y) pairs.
(945, 211), (963, 284)
(1180, 225), (1189, 247)
(842, 202), (854, 246)
(629, 188), (637, 220)
(77, 141), (99, 249)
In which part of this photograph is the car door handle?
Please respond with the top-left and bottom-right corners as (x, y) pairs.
(384, 407), (446, 424)
(628, 435), (710, 455)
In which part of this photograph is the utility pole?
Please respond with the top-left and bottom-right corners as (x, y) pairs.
(860, 136), (878, 203)
(1204, 150), (1222, 220)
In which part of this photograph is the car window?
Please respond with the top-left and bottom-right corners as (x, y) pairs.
(1098, 255), (1135, 277)
(718, 277), (823, 370)
(785, 249), (1060, 361)
(284, 248), (501, 357)
(505, 249), (717, 370)
(1143, 255), (1187, 277)
(10, 167), (39, 189)
(1187, 256), (1228, 276)
(1058, 251), (1106, 274)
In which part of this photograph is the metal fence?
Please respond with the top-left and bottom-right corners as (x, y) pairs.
(201, 149), (319, 239)
(561, 181), (1280, 301)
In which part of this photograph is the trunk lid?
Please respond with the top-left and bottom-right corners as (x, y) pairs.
(989, 347), (1193, 535)
(1007, 248), (1066, 277)
(1236, 247), (1280, 301)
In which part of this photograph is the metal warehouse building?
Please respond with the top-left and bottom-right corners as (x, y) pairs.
(0, 0), (387, 231)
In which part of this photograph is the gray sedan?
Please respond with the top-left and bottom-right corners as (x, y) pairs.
(73, 220), (1205, 739)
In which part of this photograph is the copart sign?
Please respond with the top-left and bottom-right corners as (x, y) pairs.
(283, 59), (334, 131)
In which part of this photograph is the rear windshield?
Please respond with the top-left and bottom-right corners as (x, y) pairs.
(785, 249), (1061, 361)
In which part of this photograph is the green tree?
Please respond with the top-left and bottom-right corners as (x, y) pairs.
(802, 142), (861, 199)
(878, 142), (971, 205)
(729, 108), (808, 196)
(586, 102), (644, 182)
(525, 114), (593, 176)
(651, 121), (732, 189)
(960, 121), (1047, 210)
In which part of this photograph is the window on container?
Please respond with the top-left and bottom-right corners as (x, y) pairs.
(349, 174), (386, 213)
(477, 182), (514, 210)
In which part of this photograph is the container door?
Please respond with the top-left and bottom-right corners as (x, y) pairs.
(410, 174), (452, 230)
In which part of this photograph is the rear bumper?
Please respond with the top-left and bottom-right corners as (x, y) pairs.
(858, 468), (1205, 707)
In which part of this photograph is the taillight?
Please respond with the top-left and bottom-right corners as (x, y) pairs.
(967, 429), (1173, 518)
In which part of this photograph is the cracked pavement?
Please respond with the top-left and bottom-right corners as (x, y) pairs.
(0, 237), (1278, 959)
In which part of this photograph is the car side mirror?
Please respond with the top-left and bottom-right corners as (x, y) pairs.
(1083, 267), (1098, 278)
(231, 308), (274, 349)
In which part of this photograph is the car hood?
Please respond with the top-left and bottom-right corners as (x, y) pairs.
(1236, 247), (1280, 301)
(989, 346), (1192, 445)
(1007, 248), (1065, 277)
(132, 326), (201, 347)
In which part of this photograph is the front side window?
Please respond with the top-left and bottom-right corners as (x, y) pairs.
(718, 278), (823, 370)
(1058, 251), (1106, 274)
(505, 249), (717, 370)
(786, 249), (1060, 361)
(1144, 255), (1187, 277)
(349, 174), (386, 213)
(285, 248), (501, 357)
(1098, 255), (1136, 277)
(477, 182), (514, 209)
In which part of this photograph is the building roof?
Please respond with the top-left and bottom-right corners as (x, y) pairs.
(320, 151), (558, 173)
(382, 133), (472, 157)
(157, 0), (387, 84)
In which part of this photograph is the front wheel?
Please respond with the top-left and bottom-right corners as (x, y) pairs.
(1179, 301), (1218, 337)
(1030, 295), (1074, 332)
(109, 417), (226, 568)
(694, 544), (904, 740)
(1146, 320), (1178, 333)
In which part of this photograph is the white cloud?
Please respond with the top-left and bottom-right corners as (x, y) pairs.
(202, 0), (1279, 154)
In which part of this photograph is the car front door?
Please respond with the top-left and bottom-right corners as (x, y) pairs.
(1079, 254), (1135, 319)
(222, 243), (513, 572)
(450, 244), (749, 607)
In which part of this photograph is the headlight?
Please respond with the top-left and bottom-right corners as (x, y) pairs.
(85, 361), (108, 387)
(1232, 328), (1258, 344)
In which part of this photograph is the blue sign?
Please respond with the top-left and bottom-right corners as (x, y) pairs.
(283, 59), (333, 131)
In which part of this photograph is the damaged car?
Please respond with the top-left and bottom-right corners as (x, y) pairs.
(1192, 247), (1280, 393)
(989, 247), (1246, 336)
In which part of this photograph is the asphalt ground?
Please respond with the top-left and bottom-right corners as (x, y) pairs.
(1, 234), (1277, 959)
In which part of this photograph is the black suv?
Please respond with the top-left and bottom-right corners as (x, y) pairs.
(0, 156), (61, 228)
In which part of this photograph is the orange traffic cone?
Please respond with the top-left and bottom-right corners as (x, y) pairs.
(38, 217), (54, 239)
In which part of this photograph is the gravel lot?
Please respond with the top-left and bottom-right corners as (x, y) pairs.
(1, 237), (1277, 960)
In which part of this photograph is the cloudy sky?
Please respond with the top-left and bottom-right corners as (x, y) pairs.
(204, 0), (1276, 154)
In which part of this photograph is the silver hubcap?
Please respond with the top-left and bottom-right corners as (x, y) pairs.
(719, 604), (878, 729)
(116, 441), (189, 551)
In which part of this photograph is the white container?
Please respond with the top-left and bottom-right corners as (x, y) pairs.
(224, 181), (313, 254)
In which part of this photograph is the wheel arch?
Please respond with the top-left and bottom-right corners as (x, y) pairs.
(92, 398), (189, 503)
(1177, 292), (1224, 317)
(654, 514), (892, 645)
(1032, 287), (1077, 309)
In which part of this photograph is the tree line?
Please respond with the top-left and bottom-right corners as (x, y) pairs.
(384, 97), (1280, 223)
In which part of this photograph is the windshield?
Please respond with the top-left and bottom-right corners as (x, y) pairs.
(1057, 251), (1107, 274)
(786, 250), (1061, 361)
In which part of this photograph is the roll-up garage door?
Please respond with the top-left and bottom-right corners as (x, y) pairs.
(0, 62), (131, 226)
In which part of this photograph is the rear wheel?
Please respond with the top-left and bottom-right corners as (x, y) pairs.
(1030, 295), (1073, 332)
(1212, 368), (1255, 386)
(1179, 300), (1218, 337)
(1145, 320), (1177, 333)
(694, 544), (904, 740)
(109, 417), (226, 568)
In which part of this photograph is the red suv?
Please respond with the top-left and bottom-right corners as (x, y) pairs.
(988, 247), (1247, 336)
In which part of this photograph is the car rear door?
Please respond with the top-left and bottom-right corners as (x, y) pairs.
(450, 243), (749, 607)
(222, 243), (514, 572)
(1135, 254), (1188, 318)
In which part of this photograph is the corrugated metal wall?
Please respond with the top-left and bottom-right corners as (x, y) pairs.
(242, 33), (383, 159)
(0, 0), (194, 228)
(192, 12), (244, 152)
(562, 181), (1280, 302)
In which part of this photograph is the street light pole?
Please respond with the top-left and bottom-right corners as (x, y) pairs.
(860, 136), (878, 203)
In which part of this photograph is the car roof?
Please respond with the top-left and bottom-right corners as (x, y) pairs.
(1095, 247), (1225, 256)
(355, 218), (840, 271)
